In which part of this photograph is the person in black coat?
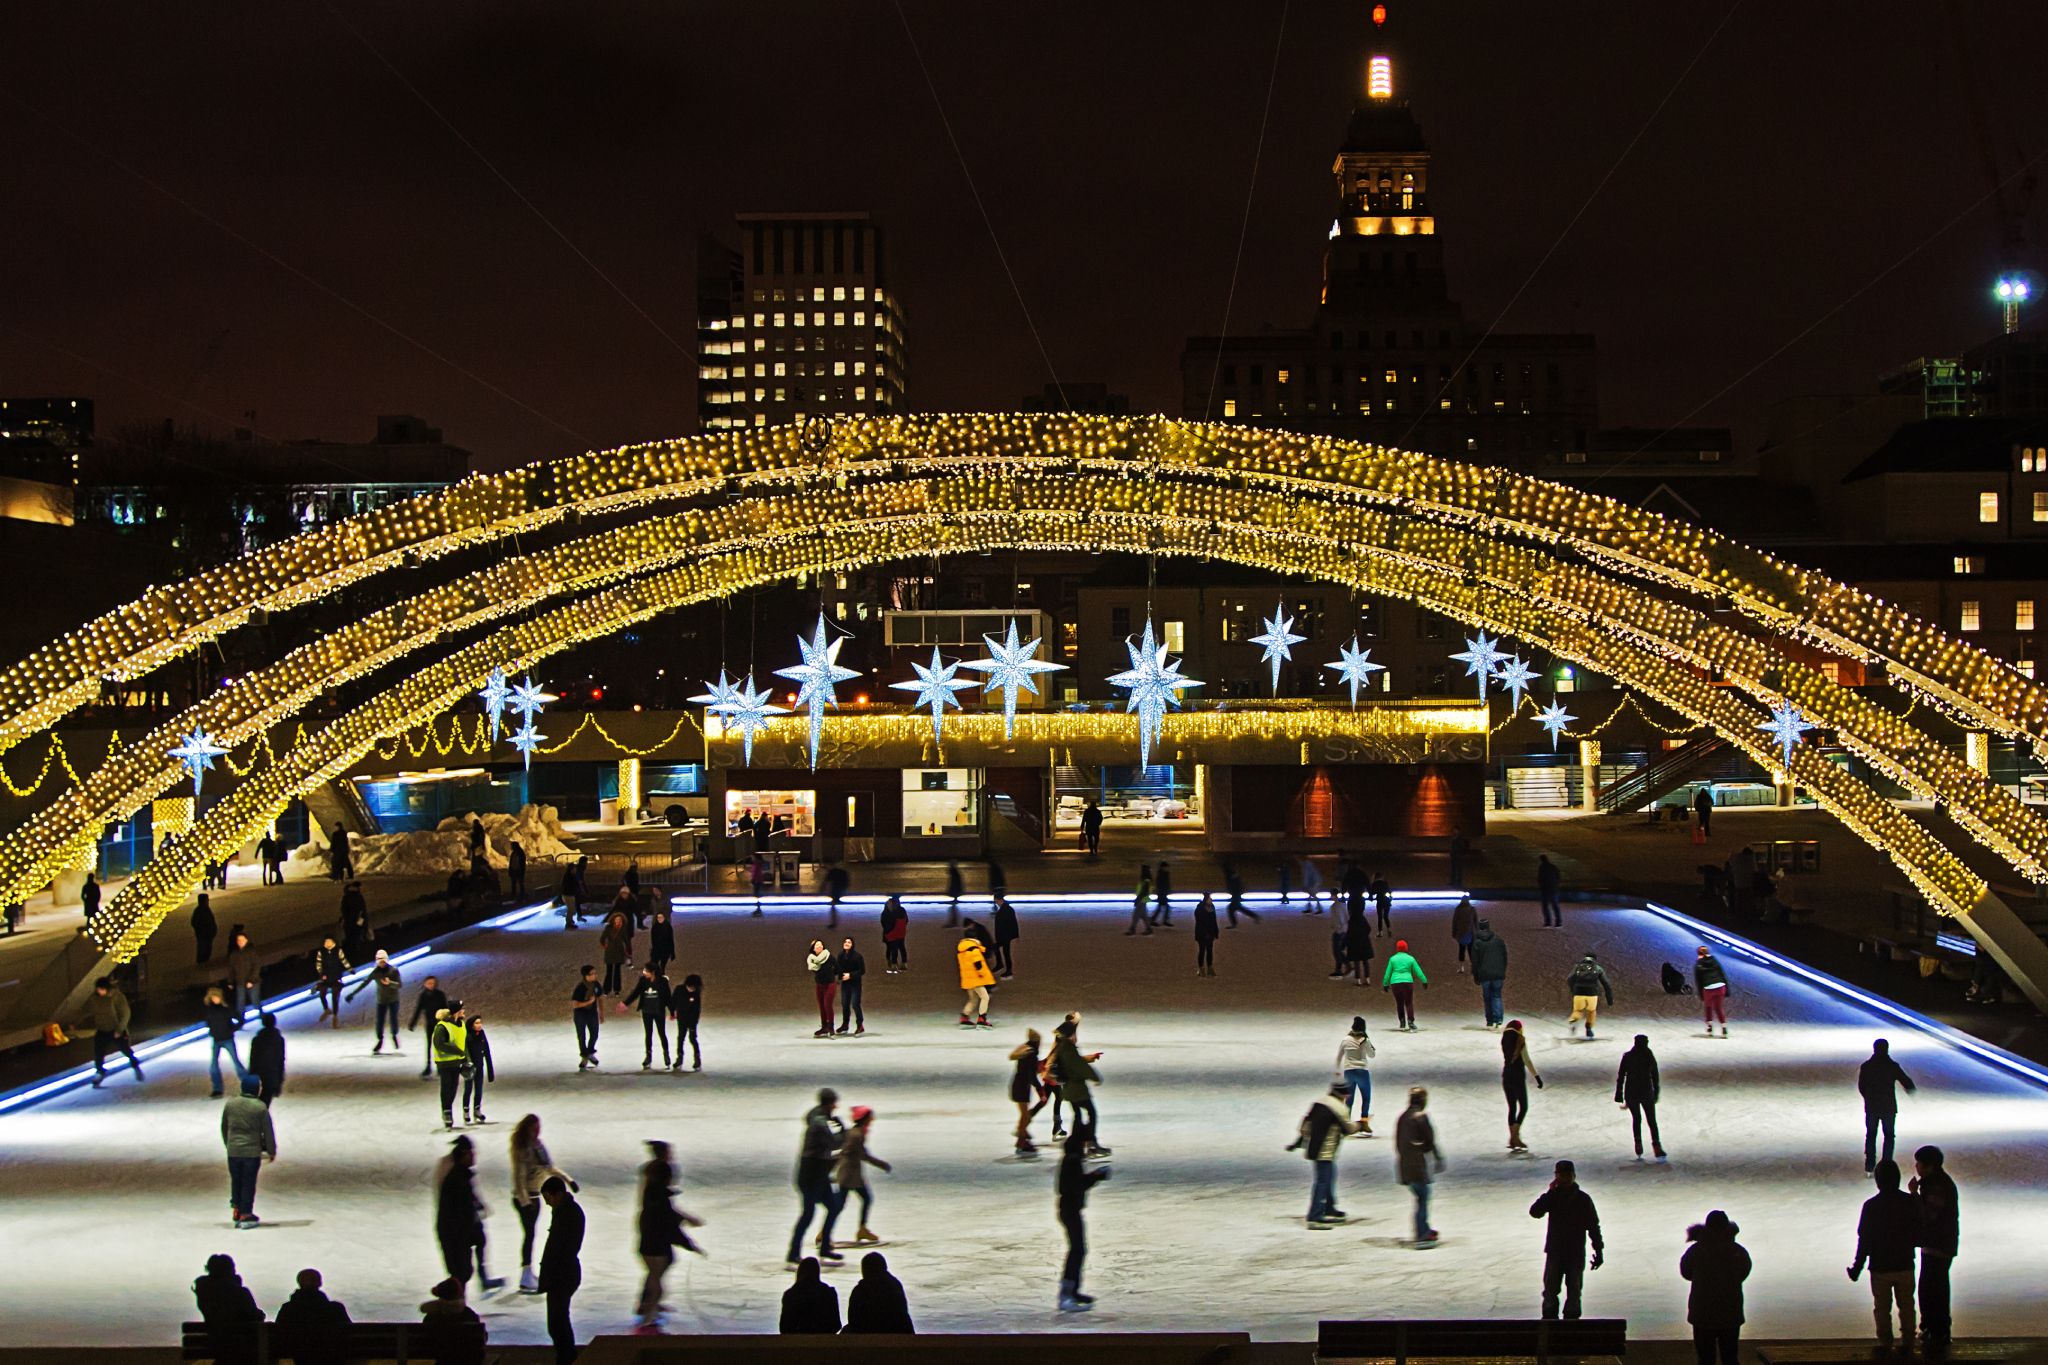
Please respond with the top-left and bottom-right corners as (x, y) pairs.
(410, 975), (449, 1079)
(1344, 903), (1376, 985)
(1056, 1120), (1111, 1312)
(338, 881), (369, 959)
(192, 1254), (264, 1365)
(274, 1269), (351, 1365)
(192, 893), (218, 965)
(824, 862), (850, 928)
(1680, 1210), (1751, 1365)
(622, 966), (674, 1069)
(1529, 1159), (1604, 1320)
(674, 973), (704, 1071)
(836, 936), (867, 1035)
(634, 1140), (705, 1330)
(248, 1013), (286, 1107)
(844, 1250), (915, 1333)
(1537, 855), (1564, 926)
(313, 937), (350, 1025)
(1192, 894), (1220, 977)
(1850, 1159), (1920, 1350)
(1150, 860), (1174, 926)
(1615, 1035), (1665, 1160)
(462, 1015), (495, 1123)
(436, 1136), (503, 1292)
(646, 908), (676, 974)
(1912, 1144), (1960, 1350)
(780, 1256), (841, 1333)
(1859, 1039), (1917, 1173)
(538, 1177), (584, 1365)
(991, 896), (1021, 977)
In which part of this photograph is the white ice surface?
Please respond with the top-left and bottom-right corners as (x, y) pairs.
(2, 895), (2041, 1345)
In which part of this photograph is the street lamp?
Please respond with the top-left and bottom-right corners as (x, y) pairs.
(1995, 274), (2032, 334)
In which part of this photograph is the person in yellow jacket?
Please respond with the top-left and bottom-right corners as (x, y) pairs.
(957, 936), (995, 1029)
(432, 1004), (470, 1130)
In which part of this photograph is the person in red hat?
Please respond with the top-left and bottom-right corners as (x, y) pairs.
(830, 1106), (892, 1250)
(1381, 940), (1429, 1031)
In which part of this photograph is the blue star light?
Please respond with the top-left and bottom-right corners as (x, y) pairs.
(477, 667), (511, 743)
(1106, 614), (1202, 768)
(509, 676), (556, 723)
(1758, 700), (1817, 770)
(510, 720), (546, 770)
(689, 669), (743, 716)
(168, 728), (230, 799)
(1249, 600), (1307, 696)
(1450, 631), (1508, 700)
(775, 613), (861, 769)
(1536, 698), (1576, 751)
(891, 647), (978, 745)
(1493, 655), (1538, 712)
(962, 619), (1065, 738)
(724, 672), (786, 767)
(1324, 634), (1386, 707)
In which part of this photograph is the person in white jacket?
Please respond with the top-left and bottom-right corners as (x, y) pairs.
(1335, 1016), (1377, 1135)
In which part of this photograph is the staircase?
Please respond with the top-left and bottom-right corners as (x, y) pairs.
(1597, 736), (1733, 815)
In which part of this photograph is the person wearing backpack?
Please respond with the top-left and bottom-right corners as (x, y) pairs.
(1566, 953), (1614, 1039)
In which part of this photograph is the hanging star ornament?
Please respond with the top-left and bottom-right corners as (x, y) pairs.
(1450, 631), (1508, 699)
(962, 619), (1065, 738)
(723, 672), (786, 767)
(688, 670), (743, 716)
(1758, 700), (1817, 770)
(477, 667), (511, 743)
(1493, 655), (1538, 712)
(775, 613), (861, 768)
(1324, 634), (1386, 707)
(509, 676), (556, 723)
(510, 720), (546, 770)
(1249, 600), (1307, 695)
(1536, 698), (1576, 751)
(168, 728), (230, 799)
(1106, 614), (1202, 768)
(891, 647), (978, 744)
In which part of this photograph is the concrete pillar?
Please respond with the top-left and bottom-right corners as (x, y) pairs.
(1958, 888), (2048, 1014)
(617, 758), (643, 825)
(1577, 741), (1602, 811)
(1965, 731), (1990, 776)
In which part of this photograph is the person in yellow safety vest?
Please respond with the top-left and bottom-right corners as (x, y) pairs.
(432, 1003), (470, 1130)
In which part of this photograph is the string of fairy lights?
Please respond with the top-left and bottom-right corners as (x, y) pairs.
(0, 413), (2029, 951)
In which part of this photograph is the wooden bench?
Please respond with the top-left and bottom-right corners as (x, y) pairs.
(1318, 1318), (1627, 1365)
(1756, 1342), (2041, 1365)
(181, 1318), (488, 1363)
(570, 1333), (1251, 1365)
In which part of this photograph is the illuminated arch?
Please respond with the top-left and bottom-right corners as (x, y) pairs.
(3, 416), (2043, 1001)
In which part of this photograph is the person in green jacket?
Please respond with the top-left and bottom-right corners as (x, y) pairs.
(1381, 940), (1430, 1032)
(221, 1075), (277, 1228)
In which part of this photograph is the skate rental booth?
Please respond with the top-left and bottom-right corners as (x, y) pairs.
(703, 698), (1489, 863)
(2, 412), (2047, 1011)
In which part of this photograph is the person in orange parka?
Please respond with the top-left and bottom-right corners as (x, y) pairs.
(957, 934), (995, 1029)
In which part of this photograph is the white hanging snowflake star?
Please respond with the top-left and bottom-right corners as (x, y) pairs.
(1493, 655), (1538, 712)
(891, 647), (978, 744)
(1758, 701), (1816, 770)
(510, 720), (546, 770)
(724, 672), (786, 767)
(1450, 631), (1508, 699)
(509, 676), (556, 723)
(1324, 634), (1386, 707)
(775, 613), (861, 769)
(961, 619), (1064, 738)
(1106, 614), (1202, 768)
(168, 728), (230, 799)
(1249, 600), (1307, 696)
(1536, 698), (1576, 751)
(477, 667), (511, 743)
(688, 669), (743, 716)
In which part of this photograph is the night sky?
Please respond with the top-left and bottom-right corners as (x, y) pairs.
(4, 1), (2043, 469)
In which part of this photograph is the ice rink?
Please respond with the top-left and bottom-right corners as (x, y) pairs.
(3, 890), (2043, 1346)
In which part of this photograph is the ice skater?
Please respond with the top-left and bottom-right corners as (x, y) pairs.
(647, 906), (675, 976)
(944, 860), (963, 927)
(79, 976), (143, 1088)
(1682, 1210), (1752, 1365)
(787, 1088), (849, 1266)
(221, 1074), (274, 1228)
(1292, 1080), (1361, 1225)
(1849, 1159), (1919, 1353)
(203, 986), (248, 1098)
(880, 895), (909, 973)
(1056, 1120), (1111, 1311)
(992, 895), (1020, 977)
(1010, 1028), (1051, 1155)
(1300, 854), (1326, 913)
(1193, 893), (1220, 976)
(836, 936), (867, 1035)
(1050, 1013), (1109, 1155)
(1127, 864), (1154, 935)
(825, 861), (849, 928)
(249, 1012), (285, 1106)
(431, 1002), (469, 1128)
(312, 937), (349, 1025)
(538, 1176), (585, 1365)
(1502, 1019), (1543, 1151)
(832, 1105), (891, 1247)
(956, 928), (994, 1028)
(435, 1135), (504, 1294)
(1472, 919), (1508, 1028)
(1372, 872), (1393, 935)
(673, 974), (703, 1071)
(600, 911), (633, 995)
(808, 939), (838, 1039)
(1394, 1086), (1443, 1245)
(1382, 939), (1429, 1030)
(1537, 855), (1563, 927)
(1694, 946), (1730, 1036)
(1344, 899), (1375, 985)
(1529, 1159), (1604, 1320)
(410, 974), (449, 1078)
(346, 949), (403, 1053)
(1224, 861), (1258, 924)
(1451, 896), (1477, 973)
(635, 1139), (705, 1332)
(225, 930), (261, 1023)
(1566, 953), (1613, 1039)
(1151, 859), (1174, 926)
(1335, 1016), (1375, 1133)
(510, 1115), (576, 1293)
(571, 965), (604, 1070)
(1859, 1038), (1917, 1173)
(463, 1013), (494, 1122)
(1912, 1145), (1959, 1353)
(1615, 1034), (1666, 1160)
(622, 965), (674, 1068)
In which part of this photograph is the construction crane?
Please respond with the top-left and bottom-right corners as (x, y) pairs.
(1945, 3), (2037, 331)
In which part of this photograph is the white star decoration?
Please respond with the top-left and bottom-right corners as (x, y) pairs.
(1493, 655), (1538, 712)
(1758, 701), (1816, 770)
(510, 720), (546, 770)
(1249, 601), (1307, 695)
(962, 619), (1064, 738)
(477, 667), (510, 743)
(1450, 631), (1508, 700)
(892, 647), (978, 744)
(1106, 614), (1201, 768)
(1536, 699), (1576, 750)
(689, 670), (743, 716)
(724, 672), (786, 767)
(168, 728), (230, 799)
(509, 676), (556, 723)
(775, 613), (861, 769)
(1325, 634), (1386, 707)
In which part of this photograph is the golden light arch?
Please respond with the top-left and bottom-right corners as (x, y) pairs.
(4, 415), (2044, 1000)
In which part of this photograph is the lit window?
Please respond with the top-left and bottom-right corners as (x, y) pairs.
(2021, 660), (2037, 679)
(2020, 600), (2037, 631)
(854, 386), (867, 400)
(753, 387), (765, 401)
(813, 287), (826, 301)
(1980, 491), (2000, 523)
(1961, 600), (1982, 632)
(1384, 369), (1398, 384)
(833, 286), (847, 301)
(752, 313), (765, 327)
(2023, 449), (2036, 473)
(752, 363), (764, 377)
(774, 387), (786, 401)
(2034, 491), (2047, 522)
(1277, 369), (1291, 385)
(1223, 399), (1238, 418)
(854, 311), (867, 326)
(1954, 556), (1984, 574)
(773, 362), (787, 377)
(854, 286), (867, 301)
(1163, 620), (1187, 652)
(854, 361), (867, 376)
(834, 361), (846, 376)
(1818, 661), (1842, 684)
(772, 313), (785, 328)
(834, 312), (845, 326)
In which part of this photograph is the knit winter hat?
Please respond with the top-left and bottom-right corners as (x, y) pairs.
(1395, 940), (1408, 951)
(1351, 1016), (1368, 1032)
(851, 1105), (873, 1124)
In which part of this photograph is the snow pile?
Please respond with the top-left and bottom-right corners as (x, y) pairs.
(289, 804), (578, 877)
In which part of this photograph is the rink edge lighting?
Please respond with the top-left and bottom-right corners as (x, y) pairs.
(0, 900), (553, 1118)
